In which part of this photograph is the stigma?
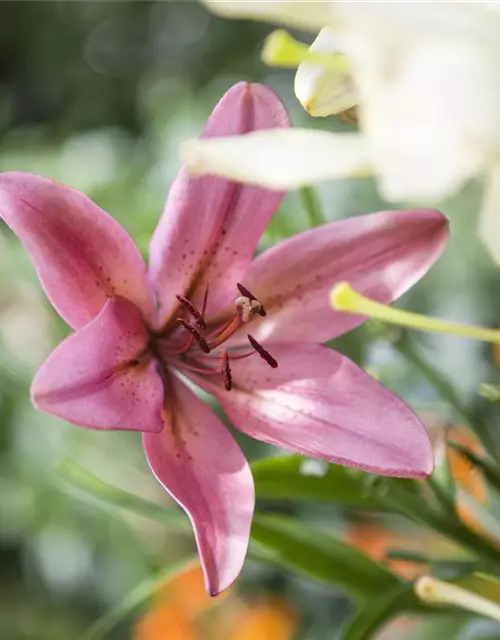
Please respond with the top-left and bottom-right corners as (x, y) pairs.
(235, 296), (262, 323)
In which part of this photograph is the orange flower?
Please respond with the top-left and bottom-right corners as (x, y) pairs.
(231, 601), (297, 640)
(134, 563), (298, 640)
(427, 419), (489, 530)
(345, 521), (424, 580)
(447, 428), (486, 504)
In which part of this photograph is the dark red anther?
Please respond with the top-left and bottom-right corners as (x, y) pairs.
(236, 283), (266, 316)
(177, 318), (210, 353)
(175, 295), (206, 329)
(247, 334), (278, 368)
(220, 348), (232, 391)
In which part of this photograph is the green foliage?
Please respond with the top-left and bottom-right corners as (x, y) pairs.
(252, 455), (383, 508)
(341, 584), (420, 640)
(251, 514), (401, 600)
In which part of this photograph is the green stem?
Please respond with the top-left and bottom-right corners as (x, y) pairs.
(393, 335), (500, 463)
(425, 476), (456, 517)
(300, 187), (325, 227)
(382, 482), (500, 569)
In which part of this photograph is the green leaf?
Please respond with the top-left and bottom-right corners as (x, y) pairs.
(379, 479), (500, 568)
(456, 573), (500, 604)
(58, 458), (191, 533)
(392, 336), (500, 463)
(428, 434), (456, 510)
(252, 455), (384, 507)
(251, 513), (400, 600)
(80, 558), (196, 640)
(63, 457), (391, 591)
(341, 583), (419, 640)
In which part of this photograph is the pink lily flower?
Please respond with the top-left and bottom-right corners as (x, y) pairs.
(0, 82), (447, 596)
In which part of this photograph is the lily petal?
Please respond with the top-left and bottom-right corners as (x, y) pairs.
(215, 344), (433, 478)
(32, 297), (164, 432)
(150, 82), (288, 327)
(181, 128), (371, 190)
(234, 209), (448, 345)
(0, 173), (154, 329)
(295, 27), (357, 117)
(143, 376), (254, 595)
(201, 0), (336, 32)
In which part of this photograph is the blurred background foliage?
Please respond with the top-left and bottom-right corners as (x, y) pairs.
(2, 2), (500, 639)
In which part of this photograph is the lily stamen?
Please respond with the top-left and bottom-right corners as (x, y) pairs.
(175, 294), (206, 329)
(220, 349), (232, 391)
(201, 283), (210, 320)
(247, 334), (278, 368)
(176, 318), (211, 353)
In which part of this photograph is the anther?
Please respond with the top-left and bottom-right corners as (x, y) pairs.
(201, 283), (209, 320)
(176, 318), (210, 353)
(175, 295), (206, 329)
(236, 283), (266, 316)
(220, 349), (232, 391)
(247, 334), (278, 368)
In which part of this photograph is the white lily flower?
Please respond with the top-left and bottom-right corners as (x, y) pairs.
(193, 1), (500, 260)
(201, 0), (336, 32)
(294, 27), (357, 117)
(182, 129), (371, 189)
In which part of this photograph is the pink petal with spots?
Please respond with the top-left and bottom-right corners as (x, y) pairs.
(205, 344), (433, 478)
(31, 297), (164, 432)
(149, 82), (289, 329)
(230, 209), (447, 345)
(0, 173), (154, 329)
(143, 375), (254, 595)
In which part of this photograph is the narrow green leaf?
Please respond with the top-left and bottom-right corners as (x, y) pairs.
(392, 336), (500, 463)
(251, 513), (400, 600)
(80, 557), (196, 640)
(385, 549), (430, 564)
(456, 573), (500, 605)
(341, 583), (419, 640)
(428, 434), (456, 509)
(252, 455), (383, 507)
(60, 458), (361, 581)
(380, 481), (500, 569)
(58, 458), (191, 533)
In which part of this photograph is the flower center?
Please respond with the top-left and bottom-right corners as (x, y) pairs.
(159, 282), (277, 391)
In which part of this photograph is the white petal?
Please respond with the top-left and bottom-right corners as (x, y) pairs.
(181, 129), (371, 190)
(201, 0), (336, 32)
(295, 26), (357, 117)
(353, 33), (500, 200)
(479, 166), (500, 264)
